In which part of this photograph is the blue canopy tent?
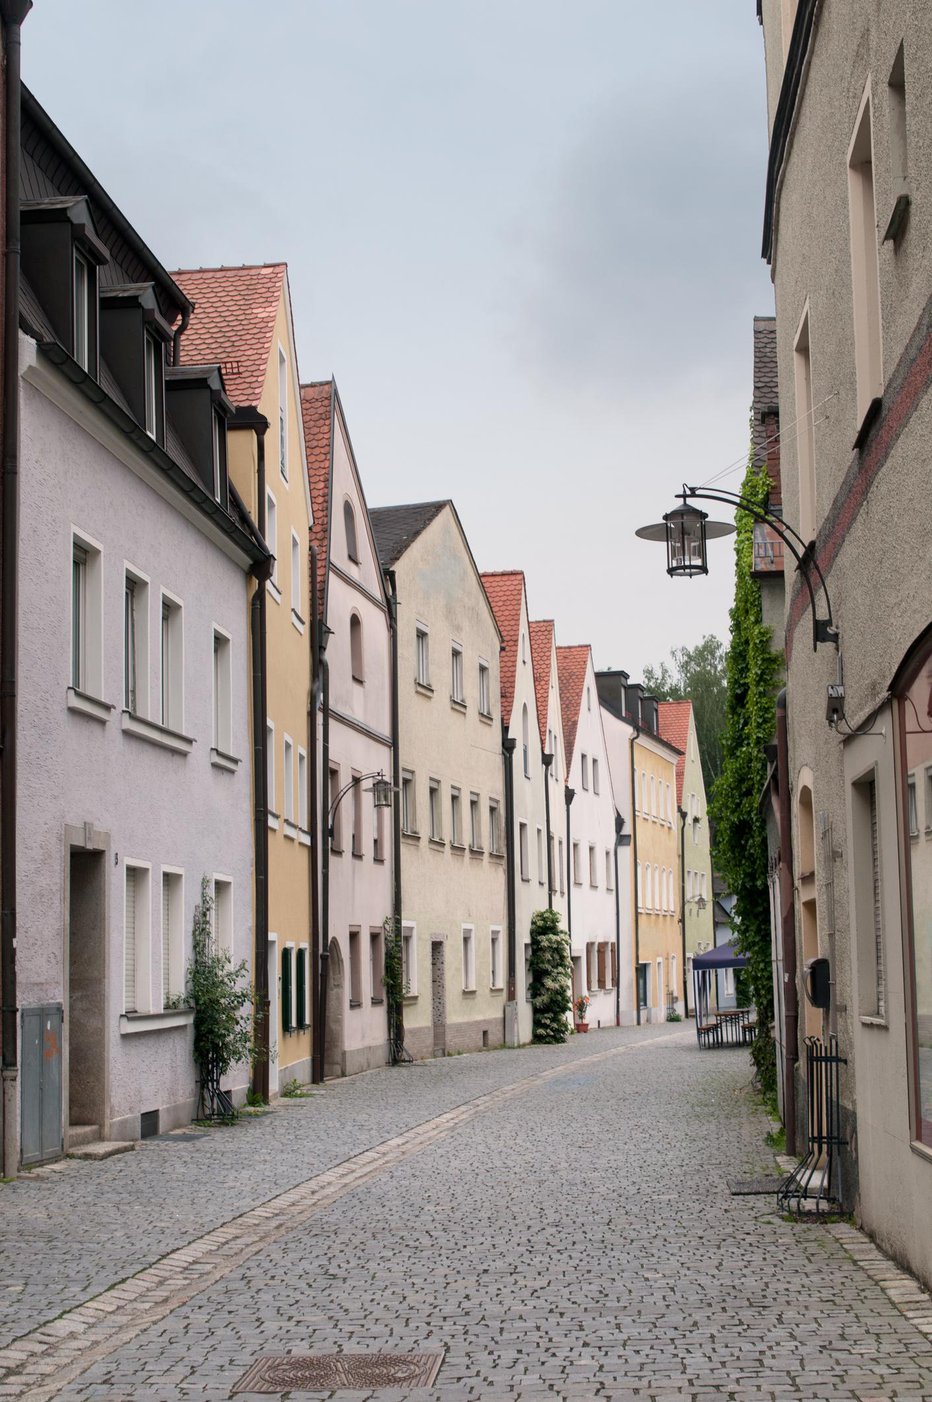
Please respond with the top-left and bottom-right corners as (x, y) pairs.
(692, 941), (754, 1048)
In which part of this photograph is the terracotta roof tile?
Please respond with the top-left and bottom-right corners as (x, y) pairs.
(172, 263), (286, 408)
(528, 620), (554, 749)
(480, 571), (525, 726)
(657, 699), (693, 806)
(301, 381), (334, 607)
(556, 644), (591, 768)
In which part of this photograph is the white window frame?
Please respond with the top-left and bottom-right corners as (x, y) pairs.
(212, 875), (234, 956)
(451, 641), (465, 704)
(290, 529), (303, 624)
(462, 924), (476, 992)
(123, 860), (152, 1015)
(490, 926), (503, 990)
(267, 719), (277, 823)
(519, 821), (529, 881)
(593, 758), (600, 795)
(70, 528), (104, 702)
(144, 331), (160, 439)
(123, 565), (150, 719)
(471, 793), (483, 851)
(283, 734), (295, 826)
(401, 769), (417, 835)
(450, 786), (463, 847)
(266, 488), (279, 596)
(589, 843), (598, 887)
(212, 625), (233, 757)
(297, 747), (309, 832)
(581, 754), (589, 790)
(159, 589), (184, 734)
(401, 921), (417, 996)
(847, 81), (883, 426)
(415, 622), (430, 687)
(160, 866), (184, 1008)
(537, 826), (544, 885)
(478, 658), (491, 716)
(429, 778), (443, 842)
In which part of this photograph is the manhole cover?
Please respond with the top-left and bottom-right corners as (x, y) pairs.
(232, 1352), (445, 1393)
(728, 1176), (786, 1195)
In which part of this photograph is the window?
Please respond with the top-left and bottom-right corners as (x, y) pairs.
(848, 85), (883, 425)
(429, 778), (442, 841)
(401, 923), (417, 995)
(644, 863), (652, 910)
(490, 927), (503, 990)
(71, 533), (102, 698)
(589, 844), (597, 887)
(123, 863), (150, 1014)
(73, 249), (93, 371)
(478, 660), (491, 716)
(415, 624), (430, 687)
(297, 748), (308, 831)
(124, 571), (149, 717)
(160, 593), (184, 732)
(605, 850), (613, 891)
(794, 305), (816, 542)
(585, 942), (594, 989)
(536, 827), (544, 884)
(581, 754), (589, 790)
(634, 768), (639, 813)
(451, 642), (465, 703)
(211, 410), (222, 500)
(296, 945), (309, 1029)
(291, 531), (303, 619)
(450, 787), (463, 846)
(597, 943), (606, 990)
(329, 762), (342, 849)
(212, 628), (232, 754)
(522, 704), (530, 777)
(283, 735), (294, 824)
(488, 797), (501, 853)
(370, 927), (384, 1003)
(521, 632), (526, 664)
(654, 864), (660, 913)
(471, 793), (483, 850)
(592, 758), (600, 795)
(212, 877), (233, 955)
(350, 613), (364, 682)
(558, 838), (565, 894)
(352, 771), (364, 856)
(348, 929), (362, 1006)
(586, 686), (591, 711)
(519, 822), (529, 881)
(610, 942), (617, 989)
(573, 841), (582, 885)
(636, 860), (642, 910)
(278, 347), (288, 478)
(401, 770), (417, 835)
(161, 870), (183, 1008)
(144, 332), (159, 439)
(886, 44), (909, 236)
(282, 946), (294, 1032)
(650, 775), (656, 818)
(462, 926), (476, 992)
(268, 722), (278, 817)
(908, 776), (919, 837)
(266, 490), (278, 591)
(344, 500), (359, 562)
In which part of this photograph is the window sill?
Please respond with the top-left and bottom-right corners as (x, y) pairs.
(520, 875), (531, 883)
(860, 1015), (888, 1029)
(489, 850), (505, 862)
(450, 842), (466, 854)
(450, 696), (467, 713)
(478, 710), (494, 724)
(349, 1000), (362, 1009)
(352, 849), (364, 860)
(267, 579), (282, 605)
(462, 987), (477, 997)
(352, 675), (365, 686)
(210, 747), (241, 773)
(122, 711), (194, 755)
(67, 687), (113, 723)
(428, 837), (445, 850)
(283, 820), (298, 840)
(120, 1008), (194, 1035)
(403, 993), (418, 1003)
(268, 811), (280, 831)
(371, 996), (384, 1006)
(291, 609), (305, 634)
(469, 845), (484, 857)
(490, 984), (504, 994)
(415, 680), (433, 697)
(373, 854), (386, 864)
(298, 827), (311, 847)
(402, 830), (420, 843)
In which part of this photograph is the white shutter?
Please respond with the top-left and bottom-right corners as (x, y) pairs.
(124, 868), (137, 1012)
(162, 875), (171, 1007)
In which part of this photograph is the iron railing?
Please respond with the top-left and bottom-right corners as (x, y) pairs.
(778, 1033), (847, 1214)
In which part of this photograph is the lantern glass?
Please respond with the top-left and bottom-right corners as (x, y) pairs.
(664, 504), (709, 577)
(372, 776), (393, 809)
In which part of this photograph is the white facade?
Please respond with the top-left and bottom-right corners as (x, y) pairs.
(598, 699), (637, 1025)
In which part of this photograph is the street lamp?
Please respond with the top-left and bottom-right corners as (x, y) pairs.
(327, 770), (395, 841)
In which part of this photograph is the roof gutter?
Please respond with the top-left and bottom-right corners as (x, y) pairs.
(762, 0), (820, 263)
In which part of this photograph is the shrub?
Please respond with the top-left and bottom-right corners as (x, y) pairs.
(529, 908), (572, 1044)
(187, 876), (256, 1119)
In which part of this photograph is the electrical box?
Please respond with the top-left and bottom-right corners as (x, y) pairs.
(804, 956), (831, 1009)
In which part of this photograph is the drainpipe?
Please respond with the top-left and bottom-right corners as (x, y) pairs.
(776, 687), (798, 1155)
(385, 568), (403, 1062)
(678, 805), (689, 1017)
(317, 651), (331, 1078)
(308, 546), (322, 1083)
(564, 784), (575, 961)
(171, 305), (190, 370)
(250, 420), (270, 1103)
(1, 1), (30, 1179)
(542, 752), (554, 909)
(502, 734), (517, 1004)
(613, 813), (623, 1027)
(630, 726), (642, 1024)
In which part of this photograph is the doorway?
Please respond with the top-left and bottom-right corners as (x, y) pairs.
(324, 938), (345, 1078)
(68, 848), (107, 1138)
(267, 936), (279, 1093)
(431, 940), (446, 1056)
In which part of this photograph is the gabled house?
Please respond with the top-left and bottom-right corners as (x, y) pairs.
(174, 262), (314, 1096)
(596, 670), (638, 1025)
(658, 699), (714, 1007)
(370, 501), (506, 1056)
(556, 646), (620, 1029)
(529, 620), (568, 925)
(303, 380), (392, 1078)
(14, 89), (267, 1164)
(480, 572), (547, 1044)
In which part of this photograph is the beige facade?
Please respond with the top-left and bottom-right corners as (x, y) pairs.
(658, 702), (714, 1004)
(371, 503), (506, 1057)
(633, 729), (682, 1020)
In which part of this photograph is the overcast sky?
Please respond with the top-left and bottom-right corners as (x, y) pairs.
(24, 0), (773, 679)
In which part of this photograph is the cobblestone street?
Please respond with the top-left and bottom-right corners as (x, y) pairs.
(3, 1025), (932, 1400)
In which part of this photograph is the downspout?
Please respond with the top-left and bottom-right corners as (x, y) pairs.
(308, 546), (322, 1083)
(542, 752), (554, 909)
(502, 734), (517, 1004)
(678, 805), (689, 1017)
(776, 687), (798, 1155)
(250, 422), (270, 1102)
(317, 653), (330, 1077)
(386, 568), (403, 1062)
(630, 725), (642, 1025)
(1, 0), (30, 1179)
(613, 814), (623, 1027)
(564, 784), (575, 950)
(171, 305), (190, 370)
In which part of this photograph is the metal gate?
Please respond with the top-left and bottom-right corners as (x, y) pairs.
(778, 1033), (846, 1214)
(21, 1004), (63, 1166)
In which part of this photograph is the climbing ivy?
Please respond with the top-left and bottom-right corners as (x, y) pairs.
(383, 914), (405, 1064)
(529, 908), (573, 1044)
(709, 449), (782, 1098)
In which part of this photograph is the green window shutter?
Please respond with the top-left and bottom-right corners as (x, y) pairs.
(296, 948), (307, 1029)
(282, 947), (294, 1032)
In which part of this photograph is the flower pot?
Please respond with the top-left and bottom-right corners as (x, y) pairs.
(575, 1021), (589, 1033)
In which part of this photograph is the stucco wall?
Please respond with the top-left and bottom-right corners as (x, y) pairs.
(599, 704), (636, 1024)
(633, 735), (681, 1019)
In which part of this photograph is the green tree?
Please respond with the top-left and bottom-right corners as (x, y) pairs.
(708, 454), (782, 1097)
(528, 908), (573, 1044)
(643, 635), (727, 796)
(187, 876), (256, 1118)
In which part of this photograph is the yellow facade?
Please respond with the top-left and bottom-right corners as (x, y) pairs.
(633, 735), (682, 1019)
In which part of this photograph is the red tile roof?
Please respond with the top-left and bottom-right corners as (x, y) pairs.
(301, 381), (334, 608)
(480, 571), (525, 726)
(657, 699), (693, 806)
(172, 263), (286, 408)
(529, 620), (554, 748)
(556, 645), (591, 768)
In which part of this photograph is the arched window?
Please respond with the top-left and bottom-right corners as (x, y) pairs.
(350, 612), (364, 682)
(344, 500), (359, 563)
(522, 704), (530, 777)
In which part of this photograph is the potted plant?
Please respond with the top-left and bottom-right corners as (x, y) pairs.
(574, 994), (591, 1033)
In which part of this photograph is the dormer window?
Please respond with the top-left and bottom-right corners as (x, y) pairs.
(211, 410), (222, 498)
(73, 251), (93, 371)
(144, 332), (160, 438)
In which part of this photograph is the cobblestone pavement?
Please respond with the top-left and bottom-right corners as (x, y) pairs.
(5, 1025), (932, 1400)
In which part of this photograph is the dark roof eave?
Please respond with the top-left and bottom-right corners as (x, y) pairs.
(762, 0), (819, 263)
(38, 341), (268, 568)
